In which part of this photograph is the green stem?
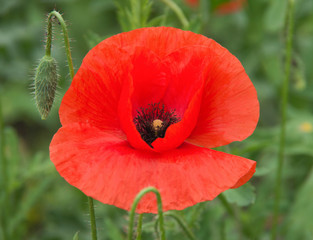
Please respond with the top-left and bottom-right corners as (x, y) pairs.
(154, 216), (161, 240)
(218, 195), (246, 238)
(128, 187), (165, 240)
(159, 212), (197, 240)
(46, 10), (74, 80)
(45, 15), (52, 57)
(188, 202), (205, 229)
(218, 195), (235, 218)
(88, 197), (98, 240)
(136, 214), (143, 240)
(160, 0), (190, 29)
(0, 96), (9, 240)
(271, 0), (295, 239)
(220, 219), (226, 240)
(199, 0), (210, 34)
(0, 97), (6, 195)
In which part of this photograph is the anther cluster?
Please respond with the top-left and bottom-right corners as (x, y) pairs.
(134, 103), (180, 147)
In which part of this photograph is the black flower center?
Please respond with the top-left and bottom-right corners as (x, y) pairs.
(133, 103), (180, 147)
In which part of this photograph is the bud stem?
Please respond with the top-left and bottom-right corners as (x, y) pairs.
(46, 10), (74, 80)
(136, 214), (143, 240)
(128, 187), (166, 240)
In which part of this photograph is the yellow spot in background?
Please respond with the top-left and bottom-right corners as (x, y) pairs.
(299, 122), (313, 133)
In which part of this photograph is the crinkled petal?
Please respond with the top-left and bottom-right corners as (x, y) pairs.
(187, 40), (259, 148)
(119, 46), (213, 152)
(59, 27), (258, 150)
(59, 44), (131, 138)
(117, 47), (170, 151)
(50, 123), (256, 213)
(152, 46), (212, 151)
(104, 27), (211, 57)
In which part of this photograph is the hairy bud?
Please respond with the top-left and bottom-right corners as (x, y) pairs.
(34, 55), (58, 120)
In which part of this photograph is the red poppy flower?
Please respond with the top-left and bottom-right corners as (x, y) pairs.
(50, 27), (259, 213)
(216, 0), (246, 14)
(185, 0), (198, 7)
(185, 0), (246, 14)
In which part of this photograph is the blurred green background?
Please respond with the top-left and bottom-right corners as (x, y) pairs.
(1, 0), (313, 239)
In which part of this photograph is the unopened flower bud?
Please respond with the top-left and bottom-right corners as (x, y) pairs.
(34, 55), (58, 120)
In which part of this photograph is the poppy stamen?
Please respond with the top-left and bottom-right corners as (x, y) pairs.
(134, 103), (180, 147)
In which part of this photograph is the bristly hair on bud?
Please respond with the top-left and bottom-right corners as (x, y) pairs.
(34, 55), (59, 120)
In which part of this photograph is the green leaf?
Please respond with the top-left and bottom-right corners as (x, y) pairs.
(284, 111), (313, 157)
(8, 177), (53, 234)
(104, 218), (124, 240)
(148, 15), (166, 27)
(286, 169), (313, 239)
(84, 31), (103, 49)
(115, 0), (152, 31)
(3, 127), (20, 192)
(264, 0), (288, 32)
(262, 55), (284, 87)
(222, 183), (256, 207)
(291, 55), (307, 91)
(254, 166), (274, 177)
(21, 152), (53, 182)
(73, 231), (79, 240)
(189, 16), (202, 34)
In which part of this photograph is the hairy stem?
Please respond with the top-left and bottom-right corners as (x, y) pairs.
(88, 197), (98, 240)
(271, 0), (295, 239)
(128, 187), (165, 240)
(136, 214), (143, 240)
(0, 97), (9, 240)
(46, 10), (74, 79)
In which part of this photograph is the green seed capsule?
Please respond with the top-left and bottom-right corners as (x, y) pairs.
(34, 55), (58, 120)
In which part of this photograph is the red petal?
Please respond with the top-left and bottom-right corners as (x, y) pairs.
(50, 123), (256, 213)
(59, 27), (213, 147)
(103, 27), (211, 58)
(59, 28), (258, 150)
(152, 46), (212, 151)
(187, 40), (259, 148)
(119, 46), (214, 151)
(59, 44), (131, 138)
(117, 47), (169, 151)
